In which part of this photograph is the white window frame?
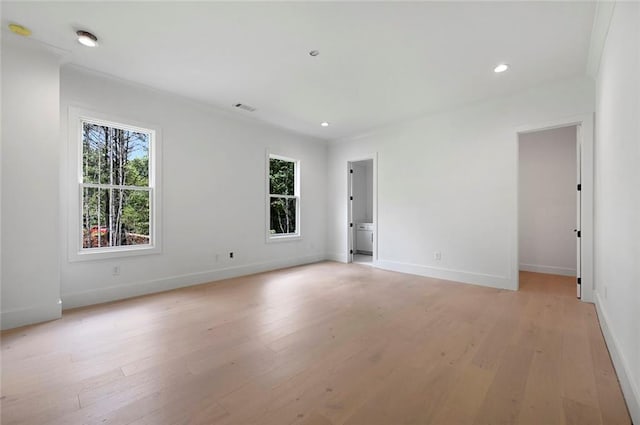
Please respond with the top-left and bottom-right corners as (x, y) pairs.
(266, 152), (301, 242)
(67, 107), (162, 261)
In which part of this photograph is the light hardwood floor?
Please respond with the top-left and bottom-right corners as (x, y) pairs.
(0, 262), (631, 425)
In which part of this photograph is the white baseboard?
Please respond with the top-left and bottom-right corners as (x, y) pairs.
(62, 254), (326, 310)
(519, 263), (576, 276)
(1, 300), (62, 331)
(595, 292), (640, 424)
(375, 260), (515, 290)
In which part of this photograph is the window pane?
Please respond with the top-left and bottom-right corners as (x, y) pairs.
(82, 187), (150, 249)
(269, 158), (295, 195)
(270, 197), (297, 235)
(82, 122), (150, 186)
(120, 189), (151, 246)
(82, 187), (107, 248)
(82, 123), (107, 185)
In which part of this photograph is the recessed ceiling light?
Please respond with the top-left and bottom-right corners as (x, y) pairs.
(494, 63), (509, 73)
(321, 122), (329, 127)
(309, 50), (320, 57)
(77, 30), (98, 47)
(8, 23), (31, 37)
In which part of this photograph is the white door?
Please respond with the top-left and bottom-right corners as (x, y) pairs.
(348, 165), (354, 263)
(576, 125), (582, 299)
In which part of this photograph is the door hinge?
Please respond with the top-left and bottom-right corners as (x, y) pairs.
(350, 249), (353, 254)
(577, 230), (581, 238)
(350, 169), (353, 174)
(350, 196), (353, 200)
(577, 184), (581, 191)
(577, 277), (581, 284)
(350, 223), (353, 227)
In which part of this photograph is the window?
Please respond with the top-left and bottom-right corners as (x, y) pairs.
(268, 154), (300, 239)
(70, 109), (160, 259)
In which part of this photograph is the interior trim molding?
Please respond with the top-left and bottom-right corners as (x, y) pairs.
(62, 254), (326, 310)
(375, 260), (514, 290)
(595, 292), (640, 424)
(1, 300), (62, 331)
(514, 113), (595, 303)
(518, 263), (576, 277)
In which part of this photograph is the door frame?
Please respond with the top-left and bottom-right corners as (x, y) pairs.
(514, 113), (594, 302)
(346, 154), (378, 264)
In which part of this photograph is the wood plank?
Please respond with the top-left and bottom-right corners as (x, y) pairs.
(516, 330), (565, 425)
(561, 319), (600, 408)
(563, 397), (602, 425)
(429, 364), (495, 425)
(473, 343), (535, 425)
(0, 264), (630, 425)
(586, 307), (632, 425)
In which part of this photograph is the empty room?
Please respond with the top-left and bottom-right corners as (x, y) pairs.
(1, 2), (638, 425)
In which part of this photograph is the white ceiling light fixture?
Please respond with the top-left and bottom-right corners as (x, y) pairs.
(320, 122), (329, 127)
(77, 30), (98, 47)
(494, 63), (509, 73)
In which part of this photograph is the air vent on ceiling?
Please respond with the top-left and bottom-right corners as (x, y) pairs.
(234, 103), (256, 112)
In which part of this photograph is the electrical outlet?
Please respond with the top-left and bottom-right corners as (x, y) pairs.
(229, 252), (234, 259)
(112, 266), (120, 276)
(434, 251), (442, 261)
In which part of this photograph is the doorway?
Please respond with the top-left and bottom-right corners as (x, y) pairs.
(517, 125), (581, 297)
(347, 158), (375, 265)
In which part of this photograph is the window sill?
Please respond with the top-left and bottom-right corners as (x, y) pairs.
(266, 234), (302, 243)
(69, 244), (161, 262)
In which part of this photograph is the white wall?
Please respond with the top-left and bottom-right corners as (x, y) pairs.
(593, 2), (640, 422)
(57, 66), (328, 309)
(1, 39), (62, 329)
(327, 77), (594, 289)
(519, 126), (577, 276)
(352, 160), (373, 223)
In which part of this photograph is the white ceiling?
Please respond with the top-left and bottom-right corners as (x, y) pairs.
(2, 2), (596, 140)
